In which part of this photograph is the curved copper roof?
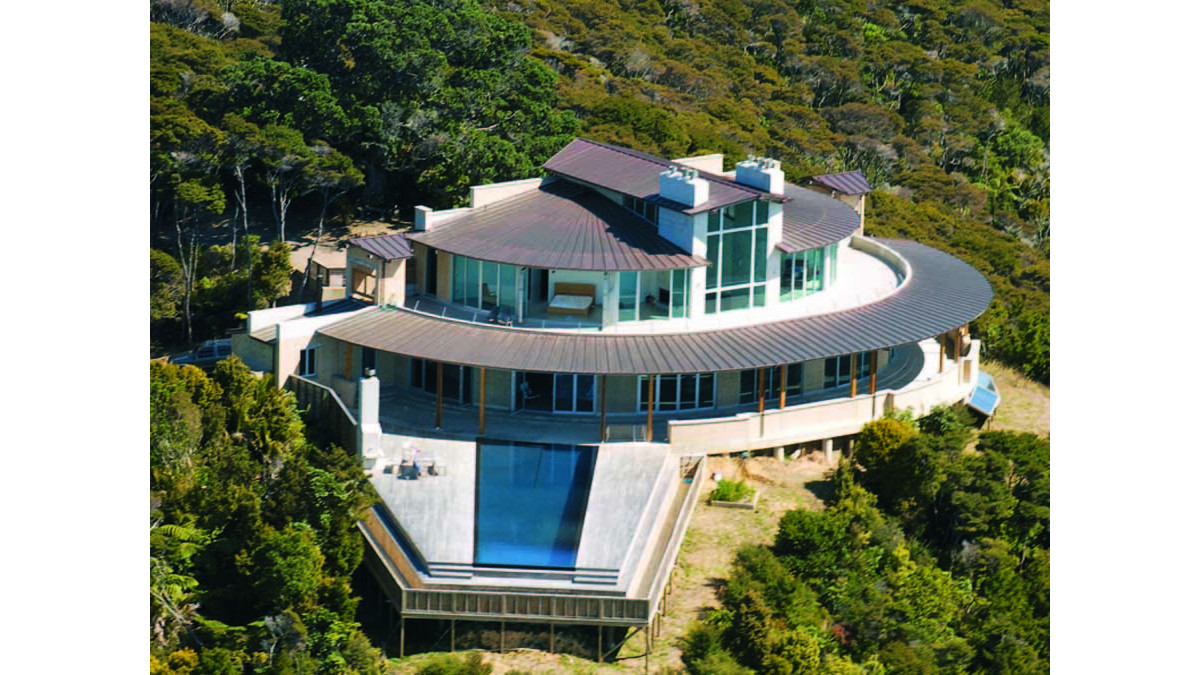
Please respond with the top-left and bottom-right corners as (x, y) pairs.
(544, 138), (781, 214)
(406, 179), (707, 271)
(318, 239), (992, 375)
(779, 183), (861, 252)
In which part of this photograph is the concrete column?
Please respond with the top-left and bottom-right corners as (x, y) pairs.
(775, 446), (785, 461)
(357, 372), (382, 460)
(822, 438), (834, 464)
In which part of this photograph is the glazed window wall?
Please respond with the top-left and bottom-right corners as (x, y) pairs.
(451, 255), (521, 313)
(738, 363), (804, 404)
(705, 201), (769, 314)
(411, 358), (473, 404)
(638, 373), (715, 412)
(823, 352), (871, 389)
(617, 268), (690, 322)
(780, 244), (838, 302)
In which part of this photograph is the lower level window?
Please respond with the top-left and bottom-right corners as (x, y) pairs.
(823, 352), (871, 389)
(299, 347), (317, 377)
(739, 364), (804, 404)
(639, 373), (715, 411)
(411, 358), (472, 404)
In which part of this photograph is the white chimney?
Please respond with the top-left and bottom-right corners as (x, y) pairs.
(414, 205), (432, 231)
(735, 156), (784, 194)
(659, 166), (710, 207)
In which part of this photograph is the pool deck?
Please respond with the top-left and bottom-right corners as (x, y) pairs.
(366, 434), (673, 591)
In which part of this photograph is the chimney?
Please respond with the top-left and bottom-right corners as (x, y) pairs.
(658, 166), (710, 207)
(735, 156), (784, 194)
(414, 205), (432, 231)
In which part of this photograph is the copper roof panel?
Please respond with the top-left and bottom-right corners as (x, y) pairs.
(406, 179), (706, 272)
(318, 239), (991, 374)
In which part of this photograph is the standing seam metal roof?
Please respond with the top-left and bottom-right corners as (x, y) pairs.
(543, 138), (783, 214)
(348, 233), (413, 260)
(778, 182), (862, 252)
(405, 179), (707, 271)
(810, 171), (872, 195)
(316, 239), (992, 375)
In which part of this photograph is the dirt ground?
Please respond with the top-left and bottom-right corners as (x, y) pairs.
(980, 359), (1050, 438)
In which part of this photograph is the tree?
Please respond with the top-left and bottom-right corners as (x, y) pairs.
(258, 123), (314, 242)
(301, 142), (364, 293)
(151, 248), (185, 325)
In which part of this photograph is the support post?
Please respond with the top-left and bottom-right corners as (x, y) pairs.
(956, 326), (964, 361)
(550, 623), (555, 654)
(757, 367), (765, 414)
(435, 361), (444, 429)
(598, 625), (603, 662)
(399, 617), (405, 658)
(478, 367), (486, 435)
(779, 364), (787, 409)
(849, 353), (858, 397)
(451, 619), (456, 652)
(599, 374), (608, 442)
(939, 337), (945, 373)
(645, 627), (651, 674)
(869, 351), (878, 395)
(501, 620), (505, 654)
(823, 438), (834, 464)
(646, 375), (656, 442)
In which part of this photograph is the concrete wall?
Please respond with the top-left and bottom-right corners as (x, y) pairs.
(607, 375), (640, 413)
(674, 153), (724, 174)
(436, 250), (453, 301)
(470, 177), (551, 208)
(231, 333), (274, 373)
(478, 366), (514, 410)
(411, 242), (428, 294)
(715, 371), (741, 408)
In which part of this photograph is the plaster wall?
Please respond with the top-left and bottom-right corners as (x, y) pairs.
(470, 177), (552, 208)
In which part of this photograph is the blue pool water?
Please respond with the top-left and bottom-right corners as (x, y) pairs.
(474, 441), (598, 568)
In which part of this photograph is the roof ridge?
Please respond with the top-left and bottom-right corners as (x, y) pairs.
(561, 138), (776, 200)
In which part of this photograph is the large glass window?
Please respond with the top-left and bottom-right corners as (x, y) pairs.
(823, 352), (872, 389)
(411, 358), (473, 404)
(618, 269), (691, 322)
(739, 364), (804, 404)
(452, 255), (519, 314)
(639, 373), (715, 411)
(780, 243), (838, 302)
(704, 201), (770, 314)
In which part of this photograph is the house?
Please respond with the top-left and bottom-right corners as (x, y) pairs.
(231, 138), (994, 661)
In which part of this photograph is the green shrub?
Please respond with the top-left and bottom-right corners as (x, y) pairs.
(709, 479), (753, 503)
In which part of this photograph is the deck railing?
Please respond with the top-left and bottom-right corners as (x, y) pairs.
(285, 374), (358, 452)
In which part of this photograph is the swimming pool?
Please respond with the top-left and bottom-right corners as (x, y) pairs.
(474, 440), (598, 568)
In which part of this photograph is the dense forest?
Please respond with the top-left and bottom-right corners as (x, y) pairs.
(149, 3), (1050, 670)
(683, 407), (1050, 674)
(151, 358), (386, 673)
(149, 0), (1048, 383)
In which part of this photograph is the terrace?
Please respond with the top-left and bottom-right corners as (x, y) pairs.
(373, 339), (946, 449)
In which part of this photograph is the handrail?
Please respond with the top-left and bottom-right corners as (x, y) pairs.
(645, 456), (705, 619)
